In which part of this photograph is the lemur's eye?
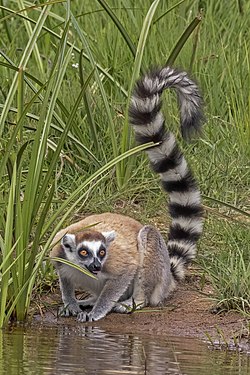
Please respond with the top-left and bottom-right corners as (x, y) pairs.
(99, 249), (106, 257)
(79, 249), (88, 257)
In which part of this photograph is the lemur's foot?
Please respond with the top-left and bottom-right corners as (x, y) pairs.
(59, 303), (82, 317)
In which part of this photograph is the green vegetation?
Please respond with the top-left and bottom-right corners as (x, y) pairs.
(0, 0), (249, 326)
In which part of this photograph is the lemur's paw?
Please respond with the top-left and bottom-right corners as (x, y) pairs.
(59, 303), (82, 317)
(77, 310), (106, 322)
(113, 301), (132, 313)
(113, 298), (144, 313)
(77, 311), (95, 322)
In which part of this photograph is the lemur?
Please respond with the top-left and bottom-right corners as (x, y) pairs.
(50, 66), (204, 322)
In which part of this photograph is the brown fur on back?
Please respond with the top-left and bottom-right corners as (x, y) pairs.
(50, 213), (143, 275)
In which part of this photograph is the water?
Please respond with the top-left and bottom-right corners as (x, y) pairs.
(0, 325), (249, 375)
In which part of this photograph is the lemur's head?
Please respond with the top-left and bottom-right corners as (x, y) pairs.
(61, 230), (116, 275)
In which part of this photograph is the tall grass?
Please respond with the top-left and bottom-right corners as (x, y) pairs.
(0, 0), (200, 326)
(200, 221), (250, 314)
(0, 0), (249, 325)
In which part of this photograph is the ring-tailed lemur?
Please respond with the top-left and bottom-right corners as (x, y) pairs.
(50, 66), (204, 322)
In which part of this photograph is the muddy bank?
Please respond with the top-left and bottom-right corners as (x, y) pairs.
(32, 277), (248, 343)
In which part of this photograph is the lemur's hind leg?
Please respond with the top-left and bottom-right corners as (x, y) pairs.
(113, 225), (174, 313)
(134, 226), (173, 307)
(113, 226), (173, 314)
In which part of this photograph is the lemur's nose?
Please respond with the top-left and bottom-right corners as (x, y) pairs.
(92, 258), (101, 271)
(93, 264), (101, 271)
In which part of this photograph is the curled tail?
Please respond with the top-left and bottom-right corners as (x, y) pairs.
(129, 66), (204, 282)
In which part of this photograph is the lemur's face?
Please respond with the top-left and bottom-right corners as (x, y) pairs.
(61, 230), (116, 275)
(76, 240), (107, 274)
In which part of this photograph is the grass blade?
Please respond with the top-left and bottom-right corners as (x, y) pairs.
(17, 0), (45, 76)
(166, 12), (203, 66)
(120, 0), (161, 180)
(0, 162), (16, 326)
(97, 0), (136, 57)
(0, 4), (51, 138)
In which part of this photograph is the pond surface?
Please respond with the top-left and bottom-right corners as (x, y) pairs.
(0, 325), (249, 375)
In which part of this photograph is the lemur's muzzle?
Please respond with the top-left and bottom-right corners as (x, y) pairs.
(87, 258), (102, 274)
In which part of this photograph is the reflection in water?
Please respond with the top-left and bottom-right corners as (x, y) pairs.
(0, 325), (249, 375)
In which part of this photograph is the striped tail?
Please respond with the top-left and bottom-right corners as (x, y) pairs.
(129, 66), (204, 282)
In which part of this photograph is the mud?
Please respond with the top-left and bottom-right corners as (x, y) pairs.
(32, 275), (248, 343)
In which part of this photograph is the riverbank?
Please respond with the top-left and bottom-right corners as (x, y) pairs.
(32, 275), (248, 344)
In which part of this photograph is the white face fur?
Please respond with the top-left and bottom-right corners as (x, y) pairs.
(61, 231), (116, 275)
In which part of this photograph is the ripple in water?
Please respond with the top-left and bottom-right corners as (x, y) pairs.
(0, 325), (249, 374)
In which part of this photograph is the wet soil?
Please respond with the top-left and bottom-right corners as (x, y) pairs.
(32, 275), (248, 343)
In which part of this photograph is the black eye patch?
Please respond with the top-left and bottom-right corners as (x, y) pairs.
(98, 246), (106, 257)
(78, 247), (89, 258)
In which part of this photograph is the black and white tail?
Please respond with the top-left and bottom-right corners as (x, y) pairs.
(129, 66), (204, 282)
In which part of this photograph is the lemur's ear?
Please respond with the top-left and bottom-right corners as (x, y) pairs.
(61, 233), (76, 252)
(102, 230), (116, 245)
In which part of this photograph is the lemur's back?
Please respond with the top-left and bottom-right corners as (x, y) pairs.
(51, 212), (142, 274)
